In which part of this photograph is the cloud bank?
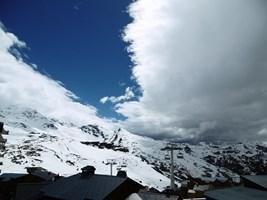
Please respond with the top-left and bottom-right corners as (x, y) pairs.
(0, 23), (105, 126)
(116, 0), (267, 141)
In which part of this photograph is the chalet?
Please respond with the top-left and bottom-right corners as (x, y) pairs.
(204, 175), (267, 200)
(0, 167), (58, 200)
(41, 165), (144, 200)
(177, 177), (228, 199)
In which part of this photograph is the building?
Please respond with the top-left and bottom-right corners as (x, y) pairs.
(204, 186), (267, 200)
(204, 175), (267, 200)
(0, 165), (144, 200)
(241, 175), (267, 191)
(136, 191), (178, 200)
(127, 191), (207, 200)
(41, 165), (144, 200)
(0, 167), (58, 200)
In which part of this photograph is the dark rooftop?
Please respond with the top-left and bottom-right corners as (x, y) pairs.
(42, 173), (129, 200)
(138, 192), (178, 200)
(26, 167), (57, 181)
(15, 182), (49, 200)
(0, 167), (57, 183)
(205, 186), (267, 200)
(242, 175), (267, 190)
(0, 173), (27, 182)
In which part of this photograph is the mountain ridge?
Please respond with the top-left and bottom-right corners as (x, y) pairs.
(0, 105), (266, 191)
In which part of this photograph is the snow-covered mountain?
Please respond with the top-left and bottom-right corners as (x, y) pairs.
(0, 105), (266, 191)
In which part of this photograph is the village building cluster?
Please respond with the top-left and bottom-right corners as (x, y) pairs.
(0, 165), (267, 200)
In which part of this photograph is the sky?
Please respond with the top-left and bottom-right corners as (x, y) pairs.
(1, 0), (267, 142)
(0, 0), (134, 118)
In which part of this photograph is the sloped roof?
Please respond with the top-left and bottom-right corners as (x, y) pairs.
(0, 168), (57, 182)
(205, 186), (267, 200)
(242, 175), (267, 190)
(138, 192), (178, 200)
(42, 173), (129, 200)
(15, 182), (49, 200)
(26, 167), (58, 181)
(0, 173), (26, 182)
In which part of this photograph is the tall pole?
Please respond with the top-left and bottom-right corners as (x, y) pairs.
(110, 163), (113, 176)
(161, 143), (179, 191)
(170, 145), (174, 190)
(106, 159), (117, 176)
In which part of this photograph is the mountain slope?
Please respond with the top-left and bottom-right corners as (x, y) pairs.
(0, 105), (266, 191)
(0, 105), (171, 190)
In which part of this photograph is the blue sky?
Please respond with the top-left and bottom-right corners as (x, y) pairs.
(0, 0), (133, 118)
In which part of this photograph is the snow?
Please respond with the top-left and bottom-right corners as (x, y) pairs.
(0, 105), (172, 190)
(125, 193), (142, 200)
(0, 105), (266, 190)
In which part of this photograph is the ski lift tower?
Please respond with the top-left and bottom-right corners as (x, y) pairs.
(161, 143), (179, 190)
(106, 159), (117, 176)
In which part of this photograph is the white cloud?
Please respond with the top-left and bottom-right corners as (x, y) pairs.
(100, 96), (109, 104)
(100, 87), (135, 104)
(0, 23), (107, 126)
(117, 0), (267, 141)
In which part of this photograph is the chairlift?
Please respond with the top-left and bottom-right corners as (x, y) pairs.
(121, 164), (127, 168)
(177, 152), (184, 159)
(165, 154), (170, 160)
(177, 155), (184, 159)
